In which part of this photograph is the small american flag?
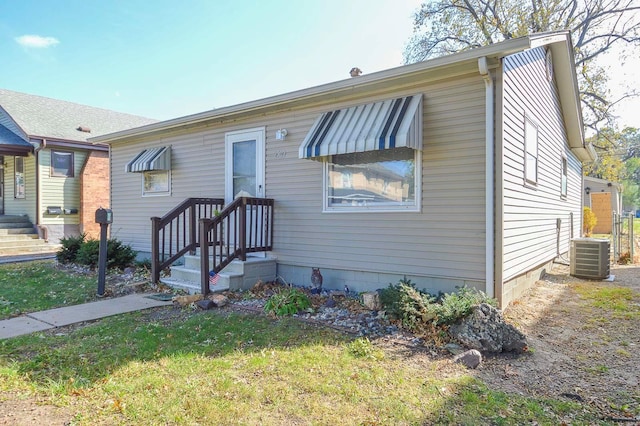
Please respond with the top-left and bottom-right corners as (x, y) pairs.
(209, 271), (219, 286)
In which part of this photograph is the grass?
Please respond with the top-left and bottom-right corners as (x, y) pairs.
(0, 261), (98, 319)
(0, 308), (607, 425)
(573, 282), (640, 320)
(622, 217), (640, 236)
(0, 262), (628, 424)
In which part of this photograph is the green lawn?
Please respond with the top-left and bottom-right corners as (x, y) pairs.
(0, 309), (595, 425)
(0, 261), (98, 319)
(0, 261), (619, 424)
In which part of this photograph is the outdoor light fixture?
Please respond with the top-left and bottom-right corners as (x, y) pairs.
(275, 129), (288, 140)
(585, 187), (591, 194)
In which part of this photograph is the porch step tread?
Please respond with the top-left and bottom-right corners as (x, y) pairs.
(0, 222), (35, 229)
(0, 245), (60, 255)
(0, 234), (39, 240)
(0, 215), (31, 223)
(160, 277), (230, 295)
(0, 228), (37, 235)
(0, 242), (51, 250)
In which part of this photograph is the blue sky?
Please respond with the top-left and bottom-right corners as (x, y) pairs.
(0, 0), (421, 120)
(0, 0), (637, 126)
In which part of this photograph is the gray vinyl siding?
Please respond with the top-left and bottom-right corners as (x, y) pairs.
(40, 148), (87, 225)
(110, 73), (488, 287)
(501, 47), (582, 282)
(3, 154), (37, 222)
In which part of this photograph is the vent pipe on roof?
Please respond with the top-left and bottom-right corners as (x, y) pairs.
(349, 67), (362, 77)
(76, 126), (91, 133)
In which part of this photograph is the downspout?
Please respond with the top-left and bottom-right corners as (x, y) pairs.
(34, 139), (48, 241)
(479, 57), (495, 299)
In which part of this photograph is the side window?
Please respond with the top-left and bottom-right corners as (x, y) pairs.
(524, 117), (539, 185)
(143, 170), (170, 196)
(14, 157), (25, 198)
(561, 157), (568, 198)
(51, 150), (74, 177)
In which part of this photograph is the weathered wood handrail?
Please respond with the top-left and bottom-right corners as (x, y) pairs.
(200, 197), (274, 294)
(151, 197), (224, 283)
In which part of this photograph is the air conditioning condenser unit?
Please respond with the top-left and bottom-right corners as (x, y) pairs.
(570, 238), (610, 279)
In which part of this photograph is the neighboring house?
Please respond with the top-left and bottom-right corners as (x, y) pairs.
(583, 176), (623, 234)
(92, 31), (595, 307)
(0, 89), (156, 244)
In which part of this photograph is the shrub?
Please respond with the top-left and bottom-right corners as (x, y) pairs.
(135, 258), (152, 270)
(56, 233), (86, 264)
(264, 287), (311, 316)
(380, 278), (498, 331)
(434, 286), (496, 325)
(379, 277), (437, 332)
(75, 238), (137, 270)
(583, 206), (597, 236)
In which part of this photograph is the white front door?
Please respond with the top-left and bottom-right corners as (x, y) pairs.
(225, 128), (265, 203)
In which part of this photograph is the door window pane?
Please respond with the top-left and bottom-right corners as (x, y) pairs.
(233, 140), (256, 198)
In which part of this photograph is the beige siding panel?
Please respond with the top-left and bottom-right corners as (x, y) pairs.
(4, 154), (37, 222)
(501, 48), (583, 281)
(111, 75), (488, 282)
(40, 149), (86, 225)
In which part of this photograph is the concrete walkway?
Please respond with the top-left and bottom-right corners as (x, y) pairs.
(0, 293), (173, 339)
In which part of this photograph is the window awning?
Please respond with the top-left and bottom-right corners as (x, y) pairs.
(126, 146), (171, 173)
(299, 94), (422, 160)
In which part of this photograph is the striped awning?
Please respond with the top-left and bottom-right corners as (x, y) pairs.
(126, 146), (171, 173)
(299, 94), (422, 160)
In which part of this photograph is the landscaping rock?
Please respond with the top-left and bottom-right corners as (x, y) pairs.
(172, 294), (203, 306)
(196, 299), (215, 310)
(361, 292), (382, 310)
(324, 298), (337, 308)
(449, 303), (528, 353)
(123, 266), (136, 279)
(444, 342), (464, 355)
(454, 349), (483, 369)
(208, 294), (229, 307)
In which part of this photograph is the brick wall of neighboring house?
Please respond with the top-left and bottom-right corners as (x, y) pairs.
(80, 150), (109, 239)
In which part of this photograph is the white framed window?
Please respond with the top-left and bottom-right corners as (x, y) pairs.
(142, 170), (170, 196)
(524, 117), (539, 185)
(14, 157), (25, 199)
(324, 148), (420, 212)
(561, 156), (568, 198)
(51, 150), (74, 177)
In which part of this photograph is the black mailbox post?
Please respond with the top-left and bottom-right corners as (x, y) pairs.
(95, 208), (113, 296)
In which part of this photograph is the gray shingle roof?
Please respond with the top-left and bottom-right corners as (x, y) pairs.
(0, 89), (157, 142)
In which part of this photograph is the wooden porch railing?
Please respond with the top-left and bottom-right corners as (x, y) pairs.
(199, 197), (274, 294)
(151, 198), (224, 283)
